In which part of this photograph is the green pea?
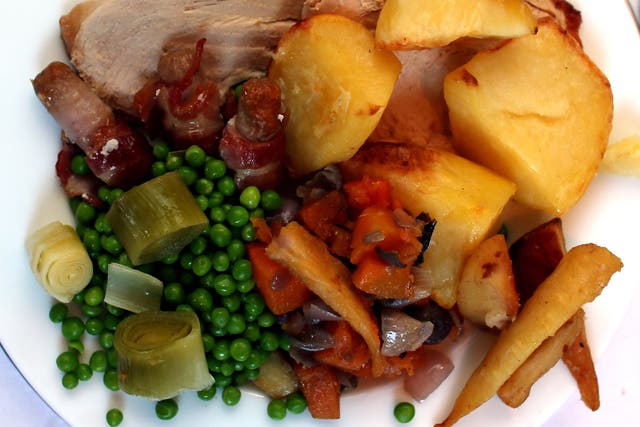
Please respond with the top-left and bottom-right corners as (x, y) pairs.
(192, 254), (213, 277)
(94, 213), (112, 234)
(239, 186), (261, 209)
(62, 372), (79, 389)
(202, 334), (215, 353)
(237, 279), (255, 294)
(99, 331), (115, 349)
(61, 316), (85, 341)
(204, 158), (226, 180)
(165, 152), (184, 171)
(394, 402), (415, 423)
(213, 340), (230, 361)
(162, 253), (179, 264)
(195, 194), (209, 211)
(226, 314), (246, 335)
(197, 386), (217, 401)
(101, 235), (123, 255)
(49, 302), (68, 323)
(83, 286), (104, 306)
(190, 236), (208, 255)
(106, 304), (125, 317)
(212, 251), (230, 272)
(188, 288), (213, 312)
(109, 188), (125, 204)
(103, 313), (121, 331)
(85, 317), (105, 335)
(97, 254), (111, 274)
(243, 350), (262, 370)
(240, 223), (256, 242)
(117, 252), (133, 268)
(230, 338), (251, 362)
(176, 304), (194, 313)
(208, 191), (224, 208)
(155, 399), (179, 420)
(75, 201), (96, 224)
(249, 207), (265, 219)
(222, 385), (241, 406)
(207, 356), (222, 372)
(68, 340), (85, 354)
(268, 399), (287, 420)
(56, 351), (79, 373)
(213, 274), (236, 296)
(153, 142), (170, 160)
(246, 368), (260, 381)
(179, 252), (195, 270)
(257, 312), (276, 328)
(89, 350), (108, 372)
(211, 307), (230, 329)
(77, 363), (93, 381)
(70, 154), (90, 175)
(214, 374), (232, 388)
(209, 206), (226, 223)
(72, 290), (85, 304)
(260, 331), (279, 352)
(107, 348), (118, 368)
(222, 294), (242, 313)
(178, 165), (198, 186)
(231, 259), (252, 281)
(279, 334), (291, 352)
(220, 360), (235, 377)
(243, 293), (265, 318)
(261, 189), (282, 211)
(103, 369), (119, 391)
(227, 206), (249, 228)
(234, 371), (249, 386)
(210, 223), (232, 247)
(286, 392), (307, 414)
(195, 178), (215, 195)
(164, 282), (185, 304)
(83, 229), (102, 253)
(217, 176), (236, 196)
(81, 302), (103, 318)
(106, 408), (124, 427)
(243, 324), (261, 343)
(226, 240), (246, 262)
(98, 186), (111, 202)
(151, 161), (167, 177)
(185, 145), (206, 168)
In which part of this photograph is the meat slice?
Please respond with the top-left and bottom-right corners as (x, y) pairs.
(63, 0), (305, 115)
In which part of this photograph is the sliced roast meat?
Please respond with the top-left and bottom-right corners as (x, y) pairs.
(61, 0), (306, 115)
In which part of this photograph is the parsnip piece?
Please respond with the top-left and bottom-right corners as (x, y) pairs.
(340, 143), (516, 309)
(601, 135), (640, 177)
(376, 0), (537, 49)
(457, 234), (519, 329)
(268, 14), (401, 176)
(562, 321), (600, 410)
(252, 351), (299, 399)
(497, 309), (584, 407)
(25, 221), (93, 303)
(444, 19), (613, 215)
(436, 244), (622, 427)
(266, 221), (384, 376)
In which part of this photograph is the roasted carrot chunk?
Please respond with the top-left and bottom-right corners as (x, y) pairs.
(343, 175), (392, 210)
(352, 252), (414, 299)
(246, 243), (313, 315)
(315, 320), (370, 372)
(293, 363), (341, 419)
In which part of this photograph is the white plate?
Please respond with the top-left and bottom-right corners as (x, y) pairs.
(1, 1), (639, 426)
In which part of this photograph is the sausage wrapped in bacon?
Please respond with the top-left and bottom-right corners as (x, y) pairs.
(219, 77), (286, 190)
(32, 62), (153, 190)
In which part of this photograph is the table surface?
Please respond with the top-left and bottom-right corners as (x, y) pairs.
(2, 2), (639, 427)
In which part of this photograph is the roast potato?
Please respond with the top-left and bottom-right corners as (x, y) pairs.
(268, 14), (401, 176)
(444, 19), (613, 215)
(376, 0), (537, 49)
(457, 233), (519, 329)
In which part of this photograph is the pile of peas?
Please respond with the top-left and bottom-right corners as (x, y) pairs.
(51, 144), (301, 425)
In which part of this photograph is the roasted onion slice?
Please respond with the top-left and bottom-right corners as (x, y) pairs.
(25, 221), (92, 303)
(114, 311), (214, 400)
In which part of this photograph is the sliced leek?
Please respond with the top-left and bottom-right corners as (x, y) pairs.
(114, 311), (214, 399)
(25, 221), (93, 303)
(105, 263), (163, 313)
(106, 171), (208, 265)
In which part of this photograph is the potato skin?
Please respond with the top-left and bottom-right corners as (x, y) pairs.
(444, 19), (613, 215)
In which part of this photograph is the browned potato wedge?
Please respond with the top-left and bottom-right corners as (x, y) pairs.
(253, 351), (299, 399)
(601, 135), (640, 177)
(457, 234), (519, 329)
(509, 217), (566, 303)
(340, 143), (516, 309)
(498, 309), (584, 407)
(444, 19), (613, 215)
(376, 0), (537, 49)
(436, 244), (622, 427)
(563, 321), (600, 410)
(268, 14), (401, 176)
